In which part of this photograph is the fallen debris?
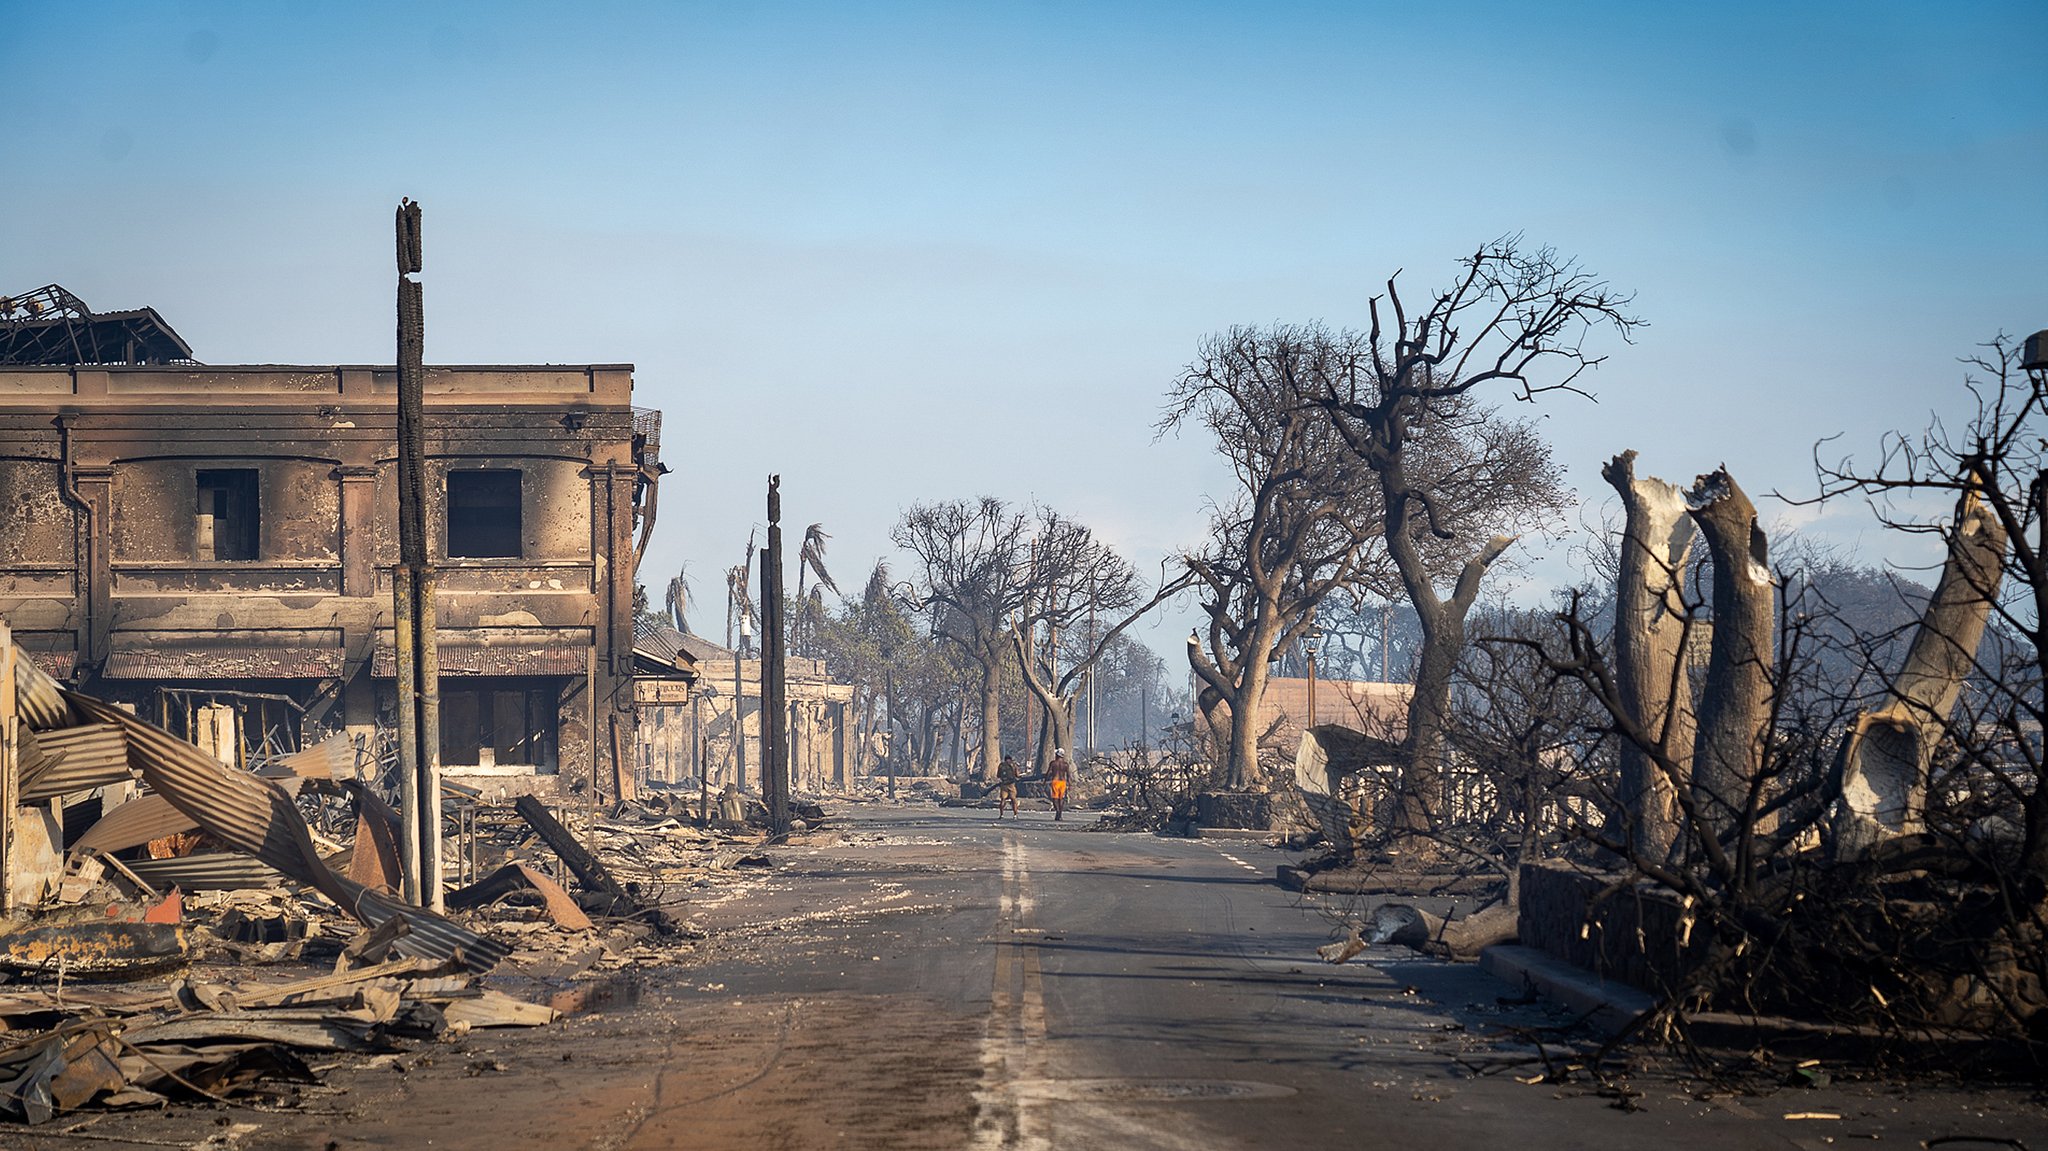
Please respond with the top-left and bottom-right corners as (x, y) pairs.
(1316, 927), (1367, 965)
(512, 794), (634, 912)
(448, 863), (595, 931)
(0, 921), (188, 981)
(0, 955), (554, 1123)
(0, 637), (833, 1127)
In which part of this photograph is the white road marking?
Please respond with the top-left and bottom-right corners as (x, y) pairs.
(972, 835), (1051, 1150)
(1215, 850), (1261, 874)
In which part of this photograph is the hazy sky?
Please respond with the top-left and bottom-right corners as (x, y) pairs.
(6, 1), (2044, 658)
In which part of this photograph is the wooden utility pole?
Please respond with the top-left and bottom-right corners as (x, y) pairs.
(734, 620), (748, 791)
(761, 476), (790, 835)
(392, 199), (444, 911)
(0, 626), (17, 915)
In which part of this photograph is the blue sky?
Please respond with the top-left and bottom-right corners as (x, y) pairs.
(5, 1), (2045, 656)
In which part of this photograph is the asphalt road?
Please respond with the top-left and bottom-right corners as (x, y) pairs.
(585, 804), (2048, 1150)
(24, 803), (2048, 1150)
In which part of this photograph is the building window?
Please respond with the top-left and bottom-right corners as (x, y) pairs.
(447, 470), (522, 558)
(196, 469), (259, 561)
(440, 680), (558, 772)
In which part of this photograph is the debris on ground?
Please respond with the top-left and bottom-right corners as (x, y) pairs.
(0, 639), (819, 1126)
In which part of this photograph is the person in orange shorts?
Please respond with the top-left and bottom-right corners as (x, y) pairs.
(1047, 749), (1072, 822)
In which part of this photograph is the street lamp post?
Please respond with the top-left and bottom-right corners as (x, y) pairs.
(1305, 627), (1324, 742)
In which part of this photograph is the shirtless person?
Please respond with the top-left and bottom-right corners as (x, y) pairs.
(1048, 749), (1072, 822)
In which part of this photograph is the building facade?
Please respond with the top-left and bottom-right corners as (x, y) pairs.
(633, 623), (853, 793)
(0, 363), (660, 793)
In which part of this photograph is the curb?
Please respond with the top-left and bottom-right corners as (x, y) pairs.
(1192, 827), (1274, 842)
(1479, 944), (1654, 1037)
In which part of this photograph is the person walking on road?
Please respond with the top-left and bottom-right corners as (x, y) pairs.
(1048, 749), (1072, 821)
(994, 753), (1021, 819)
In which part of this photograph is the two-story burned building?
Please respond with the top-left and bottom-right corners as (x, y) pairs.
(0, 285), (669, 796)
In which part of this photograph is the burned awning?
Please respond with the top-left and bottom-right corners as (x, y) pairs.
(102, 648), (345, 680)
(630, 617), (699, 683)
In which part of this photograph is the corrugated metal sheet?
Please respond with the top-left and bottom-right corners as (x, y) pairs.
(12, 648), (74, 731)
(122, 853), (283, 891)
(19, 722), (133, 802)
(101, 647), (345, 680)
(66, 693), (508, 971)
(369, 644), (587, 677)
(71, 794), (200, 856)
(257, 733), (357, 781)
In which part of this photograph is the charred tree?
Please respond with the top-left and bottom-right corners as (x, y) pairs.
(1685, 467), (1774, 850)
(1302, 239), (1630, 840)
(1833, 486), (2006, 858)
(1603, 450), (1695, 860)
(893, 498), (1034, 779)
(1163, 325), (1391, 789)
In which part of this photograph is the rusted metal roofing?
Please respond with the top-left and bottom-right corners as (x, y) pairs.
(102, 647), (346, 680)
(255, 733), (359, 782)
(66, 693), (509, 971)
(369, 644), (587, 678)
(20, 650), (74, 680)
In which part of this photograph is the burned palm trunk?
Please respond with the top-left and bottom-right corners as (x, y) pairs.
(1833, 486), (2006, 859)
(1685, 468), (1774, 853)
(1603, 451), (1695, 861)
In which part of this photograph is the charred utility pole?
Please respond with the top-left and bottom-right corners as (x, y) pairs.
(392, 199), (444, 911)
(735, 612), (749, 790)
(761, 476), (791, 835)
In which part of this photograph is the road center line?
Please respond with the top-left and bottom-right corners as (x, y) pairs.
(1215, 850), (1262, 874)
(972, 834), (1051, 1150)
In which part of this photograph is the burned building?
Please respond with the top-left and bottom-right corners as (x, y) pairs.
(633, 620), (853, 792)
(0, 286), (663, 795)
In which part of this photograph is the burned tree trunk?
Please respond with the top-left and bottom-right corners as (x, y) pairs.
(1223, 611), (1282, 789)
(1686, 468), (1774, 850)
(1396, 533), (1514, 837)
(1833, 486), (2006, 859)
(1603, 451), (1695, 861)
(978, 665), (1002, 781)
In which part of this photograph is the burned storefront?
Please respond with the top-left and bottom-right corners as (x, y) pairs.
(633, 619), (853, 793)
(0, 286), (662, 796)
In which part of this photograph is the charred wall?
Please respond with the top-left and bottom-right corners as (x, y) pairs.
(0, 364), (653, 788)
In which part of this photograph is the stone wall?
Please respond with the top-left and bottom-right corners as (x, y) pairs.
(1518, 860), (1702, 995)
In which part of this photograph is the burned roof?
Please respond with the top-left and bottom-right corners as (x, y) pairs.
(0, 284), (196, 366)
(633, 617), (703, 680)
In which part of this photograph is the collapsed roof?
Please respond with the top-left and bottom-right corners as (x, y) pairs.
(0, 284), (196, 366)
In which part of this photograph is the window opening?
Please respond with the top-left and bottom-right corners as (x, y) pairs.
(440, 679), (558, 772)
(196, 469), (260, 561)
(446, 470), (522, 558)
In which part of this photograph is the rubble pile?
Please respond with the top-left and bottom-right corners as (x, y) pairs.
(0, 952), (547, 1123)
(0, 641), (806, 1125)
